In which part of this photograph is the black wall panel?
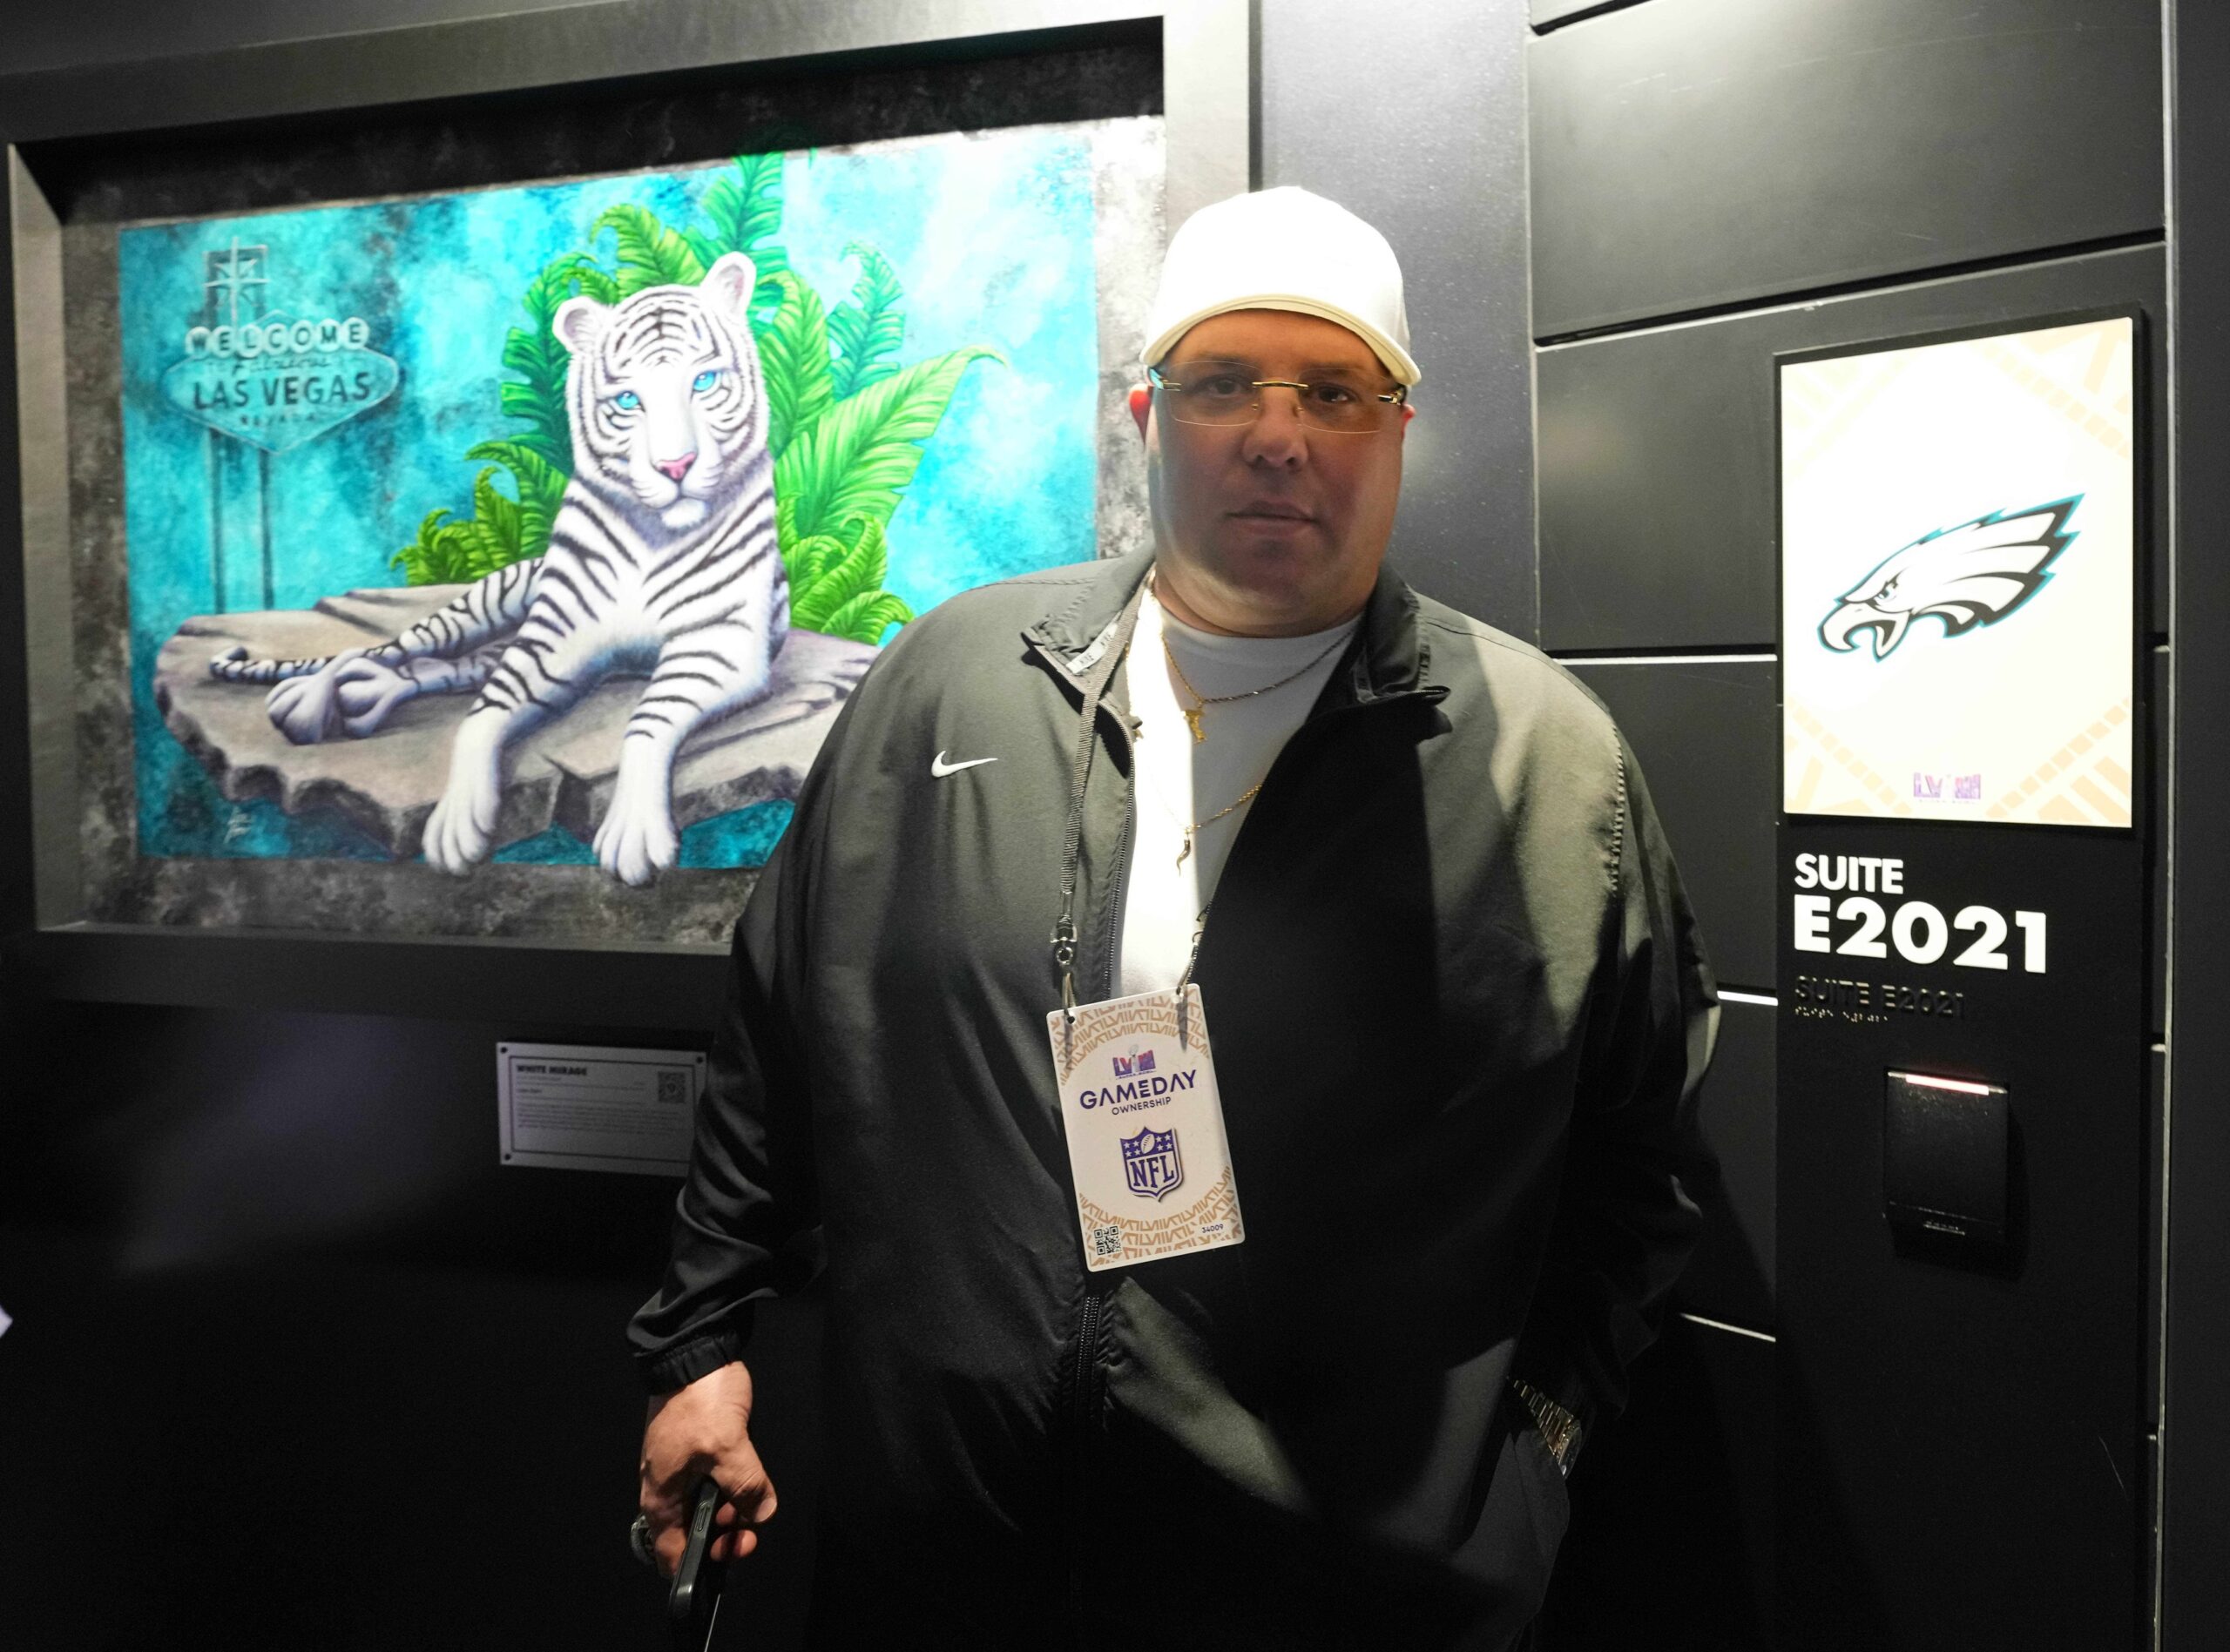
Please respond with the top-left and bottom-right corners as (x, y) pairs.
(1262, 0), (1537, 637)
(0, 1001), (826, 1649)
(1776, 825), (2146, 1649)
(1529, 0), (2162, 339)
(1566, 658), (1774, 988)
(2152, 644), (2168, 1034)
(2163, 8), (2230, 1642)
(1678, 998), (1773, 1332)
(1537, 245), (2166, 652)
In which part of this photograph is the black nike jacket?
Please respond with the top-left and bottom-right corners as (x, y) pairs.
(628, 551), (1720, 1650)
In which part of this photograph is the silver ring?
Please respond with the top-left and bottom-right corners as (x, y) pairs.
(629, 1513), (656, 1568)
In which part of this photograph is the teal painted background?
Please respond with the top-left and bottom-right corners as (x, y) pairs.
(118, 125), (1104, 866)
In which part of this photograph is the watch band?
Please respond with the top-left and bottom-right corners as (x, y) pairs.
(1510, 1377), (1582, 1476)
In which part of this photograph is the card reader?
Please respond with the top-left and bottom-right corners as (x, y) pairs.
(1883, 1070), (2010, 1249)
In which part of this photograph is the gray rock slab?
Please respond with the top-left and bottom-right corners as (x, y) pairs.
(153, 584), (876, 860)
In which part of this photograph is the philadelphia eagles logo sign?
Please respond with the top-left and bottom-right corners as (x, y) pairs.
(1817, 497), (2080, 660)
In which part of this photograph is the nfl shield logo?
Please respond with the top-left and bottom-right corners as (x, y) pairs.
(1120, 1125), (1184, 1201)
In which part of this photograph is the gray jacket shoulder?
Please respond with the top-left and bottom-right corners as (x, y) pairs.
(863, 563), (1103, 675)
(1412, 591), (1626, 760)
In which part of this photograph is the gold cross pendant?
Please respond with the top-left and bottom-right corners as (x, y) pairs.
(1181, 706), (1206, 744)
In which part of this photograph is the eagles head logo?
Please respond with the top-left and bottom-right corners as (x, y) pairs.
(1818, 497), (2080, 661)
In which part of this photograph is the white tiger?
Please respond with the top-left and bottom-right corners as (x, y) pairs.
(208, 251), (790, 887)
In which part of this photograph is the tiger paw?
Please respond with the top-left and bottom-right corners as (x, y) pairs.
(329, 655), (416, 738)
(594, 780), (679, 888)
(264, 651), (367, 745)
(423, 729), (505, 875)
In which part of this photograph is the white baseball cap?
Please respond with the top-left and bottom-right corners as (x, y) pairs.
(1141, 186), (1420, 386)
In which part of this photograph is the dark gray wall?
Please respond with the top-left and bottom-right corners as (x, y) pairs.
(2162, 6), (2230, 1647)
(1260, 0), (1537, 638)
(1530, 0), (2161, 338)
(1526, 0), (2167, 1648)
(0, 1002), (823, 1651)
(0, 0), (606, 72)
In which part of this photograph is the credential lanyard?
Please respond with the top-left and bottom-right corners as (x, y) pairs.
(1052, 579), (1149, 1024)
(1050, 577), (1210, 1052)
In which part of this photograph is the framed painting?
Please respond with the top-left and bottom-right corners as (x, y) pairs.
(0, 0), (1249, 1022)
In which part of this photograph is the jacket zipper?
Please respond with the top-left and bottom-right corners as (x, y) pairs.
(1042, 630), (1423, 1645)
(1071, 1289), (1105, 1432)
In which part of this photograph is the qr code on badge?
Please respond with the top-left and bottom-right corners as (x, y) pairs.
(1091, 1224), (1123, 1259)
(657, 1069), (690, 1106)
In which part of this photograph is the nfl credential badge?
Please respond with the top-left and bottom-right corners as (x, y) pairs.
(1120, 1125), (1184, 1200)
(1046, 985), (1244, 1270)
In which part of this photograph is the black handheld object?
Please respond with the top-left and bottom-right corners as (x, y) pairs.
(666, 1477), (728, 1650)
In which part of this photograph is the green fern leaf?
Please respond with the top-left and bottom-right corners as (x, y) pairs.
(703, 153), (786, 254)
(499, 381), (551, 422)
(387, 513), (422, 571)
(775, 346), (1004, 545)
(848, 512), (890, 588)
(591, 204), (709, 296)
(775, 489), (801, 558)
(470, 467), (524, 561)
(819, 589), (913, 645)
(467, 441), (566, 559)
(508, 429), (574, 473)
(790, 517), (891, 632)
(827, 241), (908, 401)
(500, 252), (617, 470)
(389, 507), (455, 585)
(782, 530), (850, 594)
(441, 538), (478, 584)
(756, 271), (836, 462)
(465, 439), (564, 503)
(459, 516), (510, 579)
(409, 516), (478, 586)
(685, 153), (794, 323)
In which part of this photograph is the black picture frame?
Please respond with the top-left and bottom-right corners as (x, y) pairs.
(0, 0), (1250, 1027)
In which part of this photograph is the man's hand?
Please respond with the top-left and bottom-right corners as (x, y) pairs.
(638, 1360), (777, 1574)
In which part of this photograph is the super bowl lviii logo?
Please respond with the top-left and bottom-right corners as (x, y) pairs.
(1817, 497), (2079, 662)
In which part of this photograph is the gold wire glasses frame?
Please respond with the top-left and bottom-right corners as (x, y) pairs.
(1146, 361), (1409, 434)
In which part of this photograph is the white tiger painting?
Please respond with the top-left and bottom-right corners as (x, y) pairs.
(206, 251), (789, 887)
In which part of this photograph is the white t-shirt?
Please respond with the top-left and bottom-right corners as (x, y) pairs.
(1116, 585), (1361, 996)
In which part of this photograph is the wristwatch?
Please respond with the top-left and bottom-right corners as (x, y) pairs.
(1510, 1377), (1583, 1477)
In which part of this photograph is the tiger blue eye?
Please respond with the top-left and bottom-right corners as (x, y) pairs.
(612, 390), (641, 412)
(693, 370), (720, 394)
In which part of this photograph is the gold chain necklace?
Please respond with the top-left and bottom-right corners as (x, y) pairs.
(1160, 626), (1349, 745)
(1172, 778), (1266, 870)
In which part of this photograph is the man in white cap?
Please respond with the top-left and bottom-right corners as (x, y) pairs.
(628, 186), (1718, 1649)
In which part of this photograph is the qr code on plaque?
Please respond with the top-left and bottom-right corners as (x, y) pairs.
(1091, 1224), (1123, 1259)
(656, 1069), (691, 1107)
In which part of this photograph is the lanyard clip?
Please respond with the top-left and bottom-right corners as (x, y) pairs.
(1053, 912), (1083, 1035)
(1051, 915), (1078, 1028)
(1173, 909), (1207, 1049)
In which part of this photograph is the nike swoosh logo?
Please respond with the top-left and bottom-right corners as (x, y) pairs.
(931, 751), (999, 779)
